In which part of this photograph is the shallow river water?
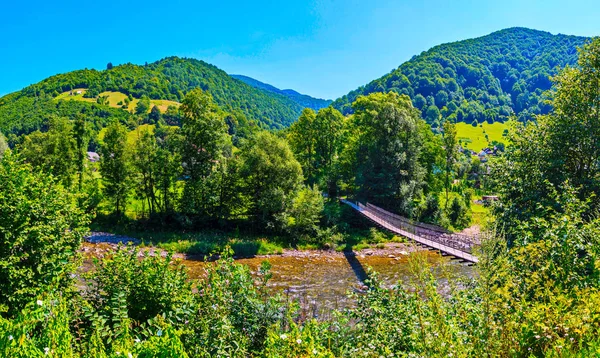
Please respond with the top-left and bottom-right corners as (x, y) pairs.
(82, 239), (473, 315)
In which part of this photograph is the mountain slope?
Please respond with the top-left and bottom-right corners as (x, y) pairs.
(231, 74), (332, 111)
(0, 57), (304, 135)
(332, 28), (589, 124)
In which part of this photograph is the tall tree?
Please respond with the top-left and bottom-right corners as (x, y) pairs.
(179, 88), (229, 217)
(314, 107), (344, 197)
(149, 105), (162, 123)
(133, 126), (159, 216)
(239, 131), (303, 227)
(154, 122), (181, 215)
(350, 92), (425, 216)
(100, 121), (131, 216)
(135, 96), (151, 115)
(17, 116), (77, 188)
(288, 108), (318, 184)
(73, 114), (89, 191)
(442, 120), (458, 207)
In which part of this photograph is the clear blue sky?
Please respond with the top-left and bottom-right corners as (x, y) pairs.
(2, 0), (599, 99)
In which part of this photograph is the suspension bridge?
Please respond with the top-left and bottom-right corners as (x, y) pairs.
(341, 199), (479, 264)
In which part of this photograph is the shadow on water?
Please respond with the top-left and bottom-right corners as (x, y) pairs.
(343, 250), (370, 286)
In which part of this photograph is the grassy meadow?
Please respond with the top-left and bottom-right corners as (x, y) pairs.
(455, 120), (509, 152)
(55, 89), (180, 113)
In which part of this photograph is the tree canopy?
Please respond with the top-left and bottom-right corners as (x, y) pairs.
(332, 28), (588, 125)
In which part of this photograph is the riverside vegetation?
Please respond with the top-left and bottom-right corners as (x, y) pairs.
(1, 32), (600, 356)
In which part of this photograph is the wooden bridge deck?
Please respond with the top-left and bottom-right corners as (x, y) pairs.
(341, 199), (478, 264)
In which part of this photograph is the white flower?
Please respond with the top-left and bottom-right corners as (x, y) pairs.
(37, 300), (44, 306)
(313, 349), (317, 355)
(157, 329), (163, 337)
(128, 353), (133, 358)
(280, 334), (288, 340)
(296, 338), (302, 344)
(134, 338), (141, 343)
(44, 347), (50, 355)
(8, 335), (13, 341)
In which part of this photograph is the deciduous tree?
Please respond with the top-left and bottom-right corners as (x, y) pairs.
(350, 92), (425, 216)
(100, 121), (131, 216)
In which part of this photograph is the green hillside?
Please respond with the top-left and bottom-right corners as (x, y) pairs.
(332, 28), (588, 125)
(0, 57), (304, 136)
(231, 74), (332, 111)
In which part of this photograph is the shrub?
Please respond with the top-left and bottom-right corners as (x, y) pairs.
(419, 193), (441, 224)
(183, 252), (281, 356)
(281, 185), (325, 244)
(446, 195), (471, 230)
(0, 154), (89, 316)
(84, 247), (193, 326)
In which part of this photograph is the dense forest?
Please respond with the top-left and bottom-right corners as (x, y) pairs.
(0, 57), (304, 133)
(333, 27), (588, 125)
(3, 28), (600, 357)
(231, 74), (332, 111)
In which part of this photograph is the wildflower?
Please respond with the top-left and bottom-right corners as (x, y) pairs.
(296, 338), (302, 344)
(128, 353), (133, 358)
(44, 347), (50, 355)
(134, 338), (141, 343)
(157, 329), (163, 337)
(8, 335), (13, 341)
(37, 300), (44, 306)
(535, 335), (540, 339)
(313, 349), (317, 355)
(280, 334), (288, 340)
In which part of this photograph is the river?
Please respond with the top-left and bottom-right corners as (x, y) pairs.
(82, 239), (474, 315)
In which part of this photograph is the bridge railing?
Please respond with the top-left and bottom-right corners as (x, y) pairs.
(352, 201), (476, 254)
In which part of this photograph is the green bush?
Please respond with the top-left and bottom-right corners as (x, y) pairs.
(281, 185), (325, 244)
(182, 252), (281, 356)
(446, 195), (471, 230)
(0, 154), (89, 316)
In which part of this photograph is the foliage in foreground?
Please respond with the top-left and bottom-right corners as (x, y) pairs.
(0, 154), (89, 316)
(3, 189), (600, 357)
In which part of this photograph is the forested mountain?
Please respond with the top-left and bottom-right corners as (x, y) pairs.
(0, 57), (305, 135)
(231, 74), (332, 111)
(332, 28), (589, 124)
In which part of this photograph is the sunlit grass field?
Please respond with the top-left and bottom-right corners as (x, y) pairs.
(455, 121), (509, 152)
(97, 123), (156, 146)
(55, 89), (180, 113)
